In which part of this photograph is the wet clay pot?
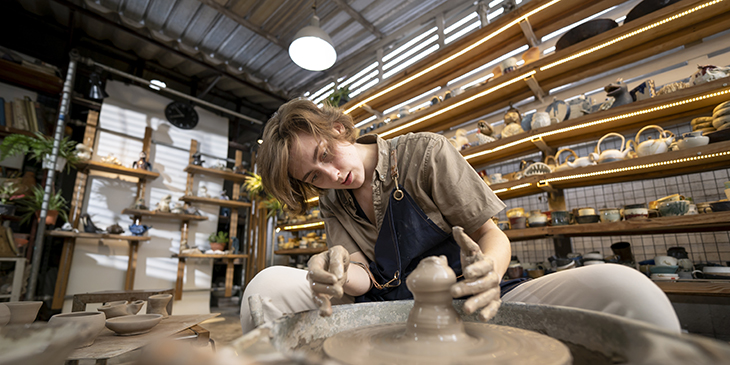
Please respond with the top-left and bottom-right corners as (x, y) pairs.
(4, 301), (42, 325)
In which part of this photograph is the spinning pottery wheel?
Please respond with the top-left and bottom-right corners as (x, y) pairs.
(323, 257), (571, 365)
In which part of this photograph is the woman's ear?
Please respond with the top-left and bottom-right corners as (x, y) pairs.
(333, 122), (344, 135)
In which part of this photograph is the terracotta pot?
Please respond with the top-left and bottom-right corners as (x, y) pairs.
(35, 210), (59, 225)
(210, 242), (225, 251)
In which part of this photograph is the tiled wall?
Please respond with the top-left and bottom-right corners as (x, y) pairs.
(478, 120), (730, 266)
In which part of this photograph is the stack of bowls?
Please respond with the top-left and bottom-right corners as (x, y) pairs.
(690, 116), (715, 135)
(650, 255), (679, 280)
(712, 100), (730, 132)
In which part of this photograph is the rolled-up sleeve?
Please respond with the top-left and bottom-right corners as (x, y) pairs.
(423, 135), (506, 235)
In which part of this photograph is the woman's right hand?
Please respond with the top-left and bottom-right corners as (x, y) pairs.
(307, 245), (350, 316)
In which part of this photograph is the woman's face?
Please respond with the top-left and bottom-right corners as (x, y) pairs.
(288, 129), (365, 190)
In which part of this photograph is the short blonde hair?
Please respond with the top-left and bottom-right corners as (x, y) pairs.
(258, 98), (356, 213)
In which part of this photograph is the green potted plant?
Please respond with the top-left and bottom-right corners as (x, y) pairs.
(0, 181), (24, 216)
(0, 132), (80, 172)
(325, 85), (350, 107)
(16, 185), (69, 225)
(208, 231), (229, 251)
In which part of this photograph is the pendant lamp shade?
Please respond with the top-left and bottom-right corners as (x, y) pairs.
(289, 15), (337, 71)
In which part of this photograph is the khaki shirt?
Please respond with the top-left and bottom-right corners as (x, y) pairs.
(319, 132), (505, 261)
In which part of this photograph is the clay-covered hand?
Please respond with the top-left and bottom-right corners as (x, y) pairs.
(450, 226), (501, 321)
(307, 245), (350, 316)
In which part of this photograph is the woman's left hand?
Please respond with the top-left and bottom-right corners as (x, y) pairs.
(450, 226), (501, 321)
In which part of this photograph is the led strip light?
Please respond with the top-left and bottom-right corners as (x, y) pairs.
(343, 0), (562, 115)
(381, 71), (537, 137)
(464, 88), (730, 161)
(494, 150), (730, 195)
(282, 221), (325, 231)
(540, 0), (724, 71)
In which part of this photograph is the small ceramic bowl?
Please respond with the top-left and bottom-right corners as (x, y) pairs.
(623, 204), (649, 220)
(577, 207), (596, 216)
(551, 211), (571, 226)
(650, 265), (679, 274)
(658, 200), (689, 217)
(599, 208), (621, 222)
(651, 273), (679, 281)
(4, 301), (43, 325)
(105, 314), (162, 336)
(710, 201), (730, 212)
(508, 216), (527, 229)
(576, 215), (600, 224)
(654, 255), (678, 266)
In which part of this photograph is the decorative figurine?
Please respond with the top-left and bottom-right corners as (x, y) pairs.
(153, 195), (172, 213)
(106, 223), (125, 234)
(132, 151), (152, 171)
(75, 143), (92, 160)
(192, 151), (205, 166)
(629, 80), (656, 102)
(603, 79), (633, 109)
(171, 202), (185, 214)
(211, 160), (232, 172)
(567, 94), (594, 120)
(132, 197), (148, 210)
(80, 213), (104, 233)
(198, 186), (211, 198)
(689, 64), (730, 86)
(129, 222), (152, 236)
(180, 239), (189, 251)
(183, 202), (201, 216)
(100, 153), (122, 166)
(219, 190), (230, 201)
(503, 103), (522, 125)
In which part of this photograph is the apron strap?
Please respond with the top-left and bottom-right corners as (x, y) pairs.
(389, 137), (404, 201)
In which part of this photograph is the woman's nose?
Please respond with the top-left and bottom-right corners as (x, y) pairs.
(325, 166), (340, 183)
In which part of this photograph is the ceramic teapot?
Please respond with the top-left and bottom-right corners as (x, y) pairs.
(561, 149), (596, 169)
(590, 133), (633, 164)
(551, 149), (577, 171)
(632, 125), (674, 157)
(670, 131), (709, 151)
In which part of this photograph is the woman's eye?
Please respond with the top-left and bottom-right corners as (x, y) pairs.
(321, 149), (328, 160)
(311, 173), (318, 183)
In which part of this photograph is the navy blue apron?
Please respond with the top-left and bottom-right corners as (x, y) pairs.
(355, 138), (527, 303)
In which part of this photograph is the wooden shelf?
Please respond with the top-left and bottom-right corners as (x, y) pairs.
(275, 247), (327, 256)
(359, 0), (730, 137)
(219, 215), (247, 224)
(505, 211), (730, 241)
(654, 281), (730, 297)
(121, 209), (208, 221)
(184, 165), (247, 183)
(462, 79), (730, 168)
(46, 231), (151, 241)
(77, 160), (160, 181)
(175, 253), (249, 259)
(344, 0), (629, 121)
(0, 59), (63, 95)
(276, 219), (325, 232)
(490, 140), (730, 200)
(0, 215), (21, 222)
(180, 195), (252, 209)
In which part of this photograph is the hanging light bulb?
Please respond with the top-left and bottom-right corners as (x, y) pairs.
(289, 2), (337, 71)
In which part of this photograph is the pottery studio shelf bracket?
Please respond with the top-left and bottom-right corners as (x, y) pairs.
(174, 139), (254, 301)
(51, 124), (158, 310)
(524, 75), (546, 103)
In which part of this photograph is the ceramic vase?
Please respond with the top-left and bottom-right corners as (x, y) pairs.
(146, 294), (172, 318)
(48, 312), (105, 348)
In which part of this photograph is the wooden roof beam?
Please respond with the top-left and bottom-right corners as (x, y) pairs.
(198, 0), (287, 50)
(332, 0), (385, 39)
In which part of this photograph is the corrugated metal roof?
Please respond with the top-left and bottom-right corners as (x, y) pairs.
(17, 0), (471, 110)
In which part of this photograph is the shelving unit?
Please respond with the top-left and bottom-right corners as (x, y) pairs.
(121, 209), (208, 222)
(52, 123), (158, 309)
(505, 211), (730, 241)
(174, 139), (250, 300)
(277, 220), (325, 232)
(0, 58), (62, 95)
(274, 247), (327, 256)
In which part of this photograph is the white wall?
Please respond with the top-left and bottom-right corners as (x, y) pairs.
(62, 80), (229, 314)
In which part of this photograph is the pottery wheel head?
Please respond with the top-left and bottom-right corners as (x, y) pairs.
(323, 255), (572, 365)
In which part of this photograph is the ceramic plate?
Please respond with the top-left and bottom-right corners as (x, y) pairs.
(712, 115), (730, 129)
(703, 266), (730, 275)
(714, 100), (730, 113)
(713, 106), (730, 119)
(692, 122), (713, 130)
(691, 116), (713, 126)
(546, 99), (570, 123)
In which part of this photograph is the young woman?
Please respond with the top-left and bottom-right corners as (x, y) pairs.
(240, 98), (680, 334)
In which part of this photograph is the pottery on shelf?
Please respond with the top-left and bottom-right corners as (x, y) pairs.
(556, 18), (618, 51)
(129, 223), (151, 236)
(98, 300), (145, 319)
(599, 208), (621, 223)
(522, 46), (540, 65)
(623, 204), (649, 220)
(500, 57), (518, 74)
(551, 149), (578, 171)
(4, 301), (43, 325)
(527, 210), (548, 227)
(504, 103), (522, 125)
(154, 195), (172, 213)
(658, 200), (690, 217)
(632, 125), (674, 157)
(132, 151), (152, 170)
(146, 294), (172, 318)
(48, 312), (105, 348)
(590, 132), (633, 164)
(522, 161), (553, 177)
(105, 314), (163, 336)
(531, 112), (552, 130)
(630, 79), (656, 102)
(501, 123), (525, 138)
(604, 80), (634, 109)
(567, 95), (593, 120)
(671, 131), (709, 150)
(546, 98), (570, 124)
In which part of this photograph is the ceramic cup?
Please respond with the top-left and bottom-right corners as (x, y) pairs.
(623, 204), (649, 220)
(508, 216), (527, 229)
(551, 211), (571, 226)
(599, 208), (621, 222)
(578, 207), (596, 216)
(654, 255), (678, 266)
(48, 312), (105, 348)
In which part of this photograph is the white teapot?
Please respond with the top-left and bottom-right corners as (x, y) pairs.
(590, 132), (633, 164)
(631, 125), (674, 157)
(562, 148), (596, 169)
